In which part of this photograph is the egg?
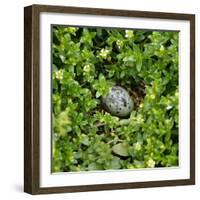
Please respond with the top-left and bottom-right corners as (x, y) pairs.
(102, 86), (134, 117)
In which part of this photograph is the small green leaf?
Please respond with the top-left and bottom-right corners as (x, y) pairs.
(88, 163), (98, 170)
(59, 55), (65, 63)
(136, 59), (142, 72)
(55, 110), (71, 135)
(80, 134), (90, 146)
(119, 119), (130, 125)
(96, 91), (102, 98)
(112, 143), (129, 157)
(111, 156), (121, 169)
(136, 52), (142, 72)
(123, 56), (135, 62)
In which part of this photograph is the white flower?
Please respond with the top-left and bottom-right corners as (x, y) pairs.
(99, 48), (109, 59)
(139, 103), (144, 108)
(149, 94), (155, 100)
(55, 69), (64, 80)
(137, 114), (144, 124)
(83, 64), (91, 72)
(160, 144), (165, 150)
(125, 30), (134, 38)
(134, 142), (142, 151)
(160, 45), (165, 52)
(64, 27), (78, 35)
(175, 90), (179, 97)
(166, 105), (173, 110)
(147, 159), (156, 168)
(116, 39), (123, 48)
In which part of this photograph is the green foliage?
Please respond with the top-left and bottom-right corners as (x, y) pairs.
(52, 26), (179, 172)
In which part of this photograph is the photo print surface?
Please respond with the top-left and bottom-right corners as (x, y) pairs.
(51, 26), (179, 173)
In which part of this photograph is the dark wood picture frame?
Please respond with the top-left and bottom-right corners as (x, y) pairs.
(24, 4), (195, 195)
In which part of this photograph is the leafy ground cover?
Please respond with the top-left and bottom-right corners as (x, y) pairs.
(52, 26), (179, 172)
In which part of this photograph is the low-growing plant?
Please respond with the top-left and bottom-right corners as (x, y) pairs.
(52, 26), (179, 172)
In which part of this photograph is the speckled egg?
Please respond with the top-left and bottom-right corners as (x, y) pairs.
(102, 86), (134, 117)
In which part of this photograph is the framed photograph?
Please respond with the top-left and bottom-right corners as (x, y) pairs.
(24, 4), (195, 194)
